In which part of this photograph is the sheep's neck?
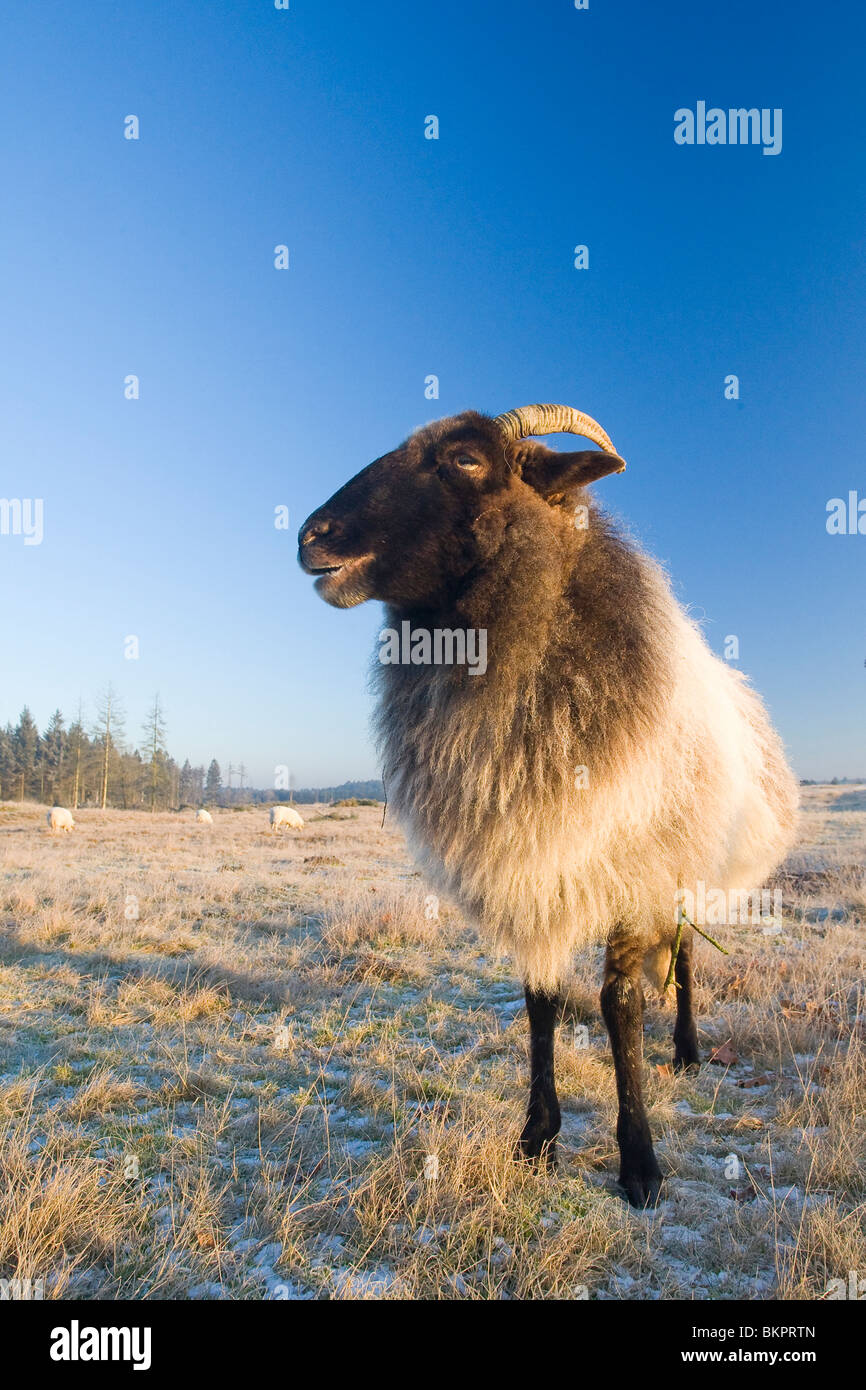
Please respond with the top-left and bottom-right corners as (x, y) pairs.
(374, 502), (670, 798)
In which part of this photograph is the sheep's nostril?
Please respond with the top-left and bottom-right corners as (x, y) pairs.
(301, 518), (334, 548)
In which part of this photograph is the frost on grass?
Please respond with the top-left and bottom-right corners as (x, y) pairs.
(0, 789), (864, 1300)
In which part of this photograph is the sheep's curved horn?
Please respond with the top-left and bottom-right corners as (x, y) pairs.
(494, 403), (622, 462)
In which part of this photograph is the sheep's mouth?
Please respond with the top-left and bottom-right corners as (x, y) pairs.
(310, 554), (375, 608)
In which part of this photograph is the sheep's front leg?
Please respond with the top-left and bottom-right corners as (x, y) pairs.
(516, 986), (561, 1167)
(601, 933), (662, 1207)
(673, 928), (700, 1070)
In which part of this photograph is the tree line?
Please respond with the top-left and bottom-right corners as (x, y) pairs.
(0, 687), (225, 810)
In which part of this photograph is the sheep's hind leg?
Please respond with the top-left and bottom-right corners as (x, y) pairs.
(516, 987), (561, 1169)
(601, 932), (663, 1207)
(673, 928), (700, 1071)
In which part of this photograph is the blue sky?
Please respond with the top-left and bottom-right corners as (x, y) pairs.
(1, 0), (863, 784)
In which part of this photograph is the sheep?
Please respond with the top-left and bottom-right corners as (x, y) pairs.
(195, 809), (214, 825)
(297, 403), (798, 1206)
(46, 806), (75, 833)
(269, 805), (304, 832)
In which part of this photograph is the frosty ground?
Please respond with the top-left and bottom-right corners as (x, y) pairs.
(0, 786), (863, 1300)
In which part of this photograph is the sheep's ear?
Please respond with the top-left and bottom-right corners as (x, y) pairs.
(512, 440), (626, 501)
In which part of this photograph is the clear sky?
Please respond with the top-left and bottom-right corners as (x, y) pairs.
(1, 0), (863, 784)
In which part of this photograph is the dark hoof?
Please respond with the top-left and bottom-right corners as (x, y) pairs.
(516, 1124), (559, 1170)
(617, 1158), (663, 1208)
(673, 1036), (700, 1071)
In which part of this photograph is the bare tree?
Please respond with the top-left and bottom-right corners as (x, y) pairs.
(68, 700), (86, 808)
(142, 693), (169, 812)
(93, 684), (125, 810)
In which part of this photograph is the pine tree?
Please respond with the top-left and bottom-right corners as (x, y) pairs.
(166, 757), (180, 810)
(0, 724), (13, 799)
(205, 759), (222, 804)
(179, 759), (194, 805)
(42, 709), (66, 803)
(13, 707), (39, 801)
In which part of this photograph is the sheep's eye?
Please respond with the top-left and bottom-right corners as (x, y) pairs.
(454, 454), (480, 469)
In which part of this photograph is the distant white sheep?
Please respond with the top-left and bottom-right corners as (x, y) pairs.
(195, 809), (214, 825)
(269, 805), (304, 832)
(46, 807), (75, 833)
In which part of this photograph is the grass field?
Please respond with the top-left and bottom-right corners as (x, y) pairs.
(1, 786), (864, 1300)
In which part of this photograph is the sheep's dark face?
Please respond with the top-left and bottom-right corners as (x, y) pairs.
(298, 409), (626, 609)
(297, 412), (516, 610)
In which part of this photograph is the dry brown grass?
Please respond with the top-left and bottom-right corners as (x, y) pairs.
(0, 788), (863, 1299)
